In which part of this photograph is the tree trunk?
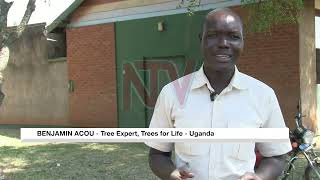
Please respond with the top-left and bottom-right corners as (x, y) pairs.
(4, 0), (36, 48)
(0, 0), (36, 81)
(0, 0), (13, 49)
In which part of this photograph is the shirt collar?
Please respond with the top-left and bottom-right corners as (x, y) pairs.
(191, 65), (247, 91)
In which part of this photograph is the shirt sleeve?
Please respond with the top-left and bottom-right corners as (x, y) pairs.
(256, 90), (292, 157)
(144, 85), (174, 152)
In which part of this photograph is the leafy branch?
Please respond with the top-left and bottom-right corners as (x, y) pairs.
(0, 0), (37, 49)
(179, 0), (304, 32)
(177, 0), (201, 16)
(241, 0), (304, 32)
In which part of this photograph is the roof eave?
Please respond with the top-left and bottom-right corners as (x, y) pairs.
(46, 0), (85, 33)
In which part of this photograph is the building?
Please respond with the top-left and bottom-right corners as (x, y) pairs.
(1, 0), (318, 132)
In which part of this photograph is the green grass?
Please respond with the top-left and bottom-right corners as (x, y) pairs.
(0, 129), (318, 180)
(0, 129), (159, 180)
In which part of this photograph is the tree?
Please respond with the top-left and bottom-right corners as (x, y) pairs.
(0, 0), (36, 49)
(0, 0), (37, 70)
(0, 0), (37, 103)
(178, 0), (304, 33)
(241, 0), (304, 32)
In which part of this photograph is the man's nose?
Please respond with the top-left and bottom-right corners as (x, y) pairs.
(218, 37), (229, 49)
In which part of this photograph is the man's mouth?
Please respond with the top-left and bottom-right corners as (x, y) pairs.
(215, 54), (232, 62)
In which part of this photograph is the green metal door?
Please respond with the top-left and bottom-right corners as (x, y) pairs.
(116, 11), (207, 127)
(143, 55), (187, 127)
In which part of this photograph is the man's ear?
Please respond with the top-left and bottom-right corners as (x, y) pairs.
(198, 33), (202, 42)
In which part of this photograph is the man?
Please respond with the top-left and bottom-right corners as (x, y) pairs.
(145, 8), (292, 180)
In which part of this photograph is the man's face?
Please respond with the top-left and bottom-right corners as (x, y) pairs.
(201, 11), (244, 72)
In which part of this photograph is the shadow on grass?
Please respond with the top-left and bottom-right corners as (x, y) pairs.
(0, 128), (20, 139)
(0, 143), (158, 180)
(0, 125), (68, 139)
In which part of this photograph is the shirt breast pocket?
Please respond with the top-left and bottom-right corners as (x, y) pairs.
(227, 112), (262, 128)
(224, 102), (263, 128)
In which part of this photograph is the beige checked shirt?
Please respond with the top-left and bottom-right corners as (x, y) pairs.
(145, 66), (292, 180)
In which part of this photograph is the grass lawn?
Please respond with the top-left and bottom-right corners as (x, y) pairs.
(0, 128), (318, 180)
(0, 129), (158, 180)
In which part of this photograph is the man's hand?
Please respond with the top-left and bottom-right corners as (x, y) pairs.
(169, 169), (194, 180)
(149, 148), (194, 180)
(239, 172), (262, 180)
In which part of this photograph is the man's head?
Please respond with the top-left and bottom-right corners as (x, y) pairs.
(201, 8), (244, 72)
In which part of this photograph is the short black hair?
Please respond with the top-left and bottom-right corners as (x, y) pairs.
(202, 8), (243, 33)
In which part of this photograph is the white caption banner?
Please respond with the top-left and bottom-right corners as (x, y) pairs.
(20, 128), (290, 143)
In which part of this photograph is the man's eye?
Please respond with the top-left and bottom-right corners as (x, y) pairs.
(231, 35), (241, 39)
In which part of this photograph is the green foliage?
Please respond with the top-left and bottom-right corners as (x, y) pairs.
(241, 0), (304, 32)
(179, 0), (304, 32)
(177, 0), (201, 16)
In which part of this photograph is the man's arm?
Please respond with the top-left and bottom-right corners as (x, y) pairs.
(247, 91), (290, 180)
(149, 148), (194, 180)
(255, 154), (287, 180)
(149, 148), (175, 180)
